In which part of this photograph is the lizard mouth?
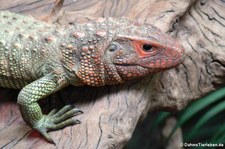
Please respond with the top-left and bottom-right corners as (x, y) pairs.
(138, 55), (185, 69)
(113, 55), (185, 74)
(114, 63), (137, 67)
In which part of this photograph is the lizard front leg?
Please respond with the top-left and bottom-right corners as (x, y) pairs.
(17, 74), (82, 144)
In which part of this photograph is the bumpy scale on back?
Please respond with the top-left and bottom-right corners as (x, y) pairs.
(0, 11), (185, 144)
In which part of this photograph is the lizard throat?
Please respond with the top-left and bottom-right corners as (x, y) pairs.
(75, 63), (124, 86)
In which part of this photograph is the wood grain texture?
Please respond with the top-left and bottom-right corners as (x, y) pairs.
(0, 0), (225, 148)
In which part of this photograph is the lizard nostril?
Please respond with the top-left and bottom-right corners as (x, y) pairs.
(179, 46), (185, 55)
(179, 47), (186, 61)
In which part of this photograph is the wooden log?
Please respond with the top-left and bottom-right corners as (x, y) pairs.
(0, 0), (225, 148)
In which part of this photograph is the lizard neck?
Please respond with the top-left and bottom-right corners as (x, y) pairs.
(59, 21), (125, 86)
(59, 24), (119, 86)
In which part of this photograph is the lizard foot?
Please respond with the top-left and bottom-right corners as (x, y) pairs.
(33, 105), (83, 144)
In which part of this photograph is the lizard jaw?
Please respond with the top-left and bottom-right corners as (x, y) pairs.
(114, 54), (185, 80)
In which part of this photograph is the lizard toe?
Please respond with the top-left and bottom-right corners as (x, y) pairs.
(39, 129), (56, 145)
(48, 108), (57, 116)
(53, 105), (75, 117)
(53, 108), (83, 124)
(48, 119), (81, 131)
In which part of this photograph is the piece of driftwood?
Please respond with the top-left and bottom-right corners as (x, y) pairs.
(0, 0), (225, 148)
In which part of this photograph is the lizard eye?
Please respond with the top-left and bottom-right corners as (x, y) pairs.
(142, 44), (153, 52)
(109, 43), (118, 52)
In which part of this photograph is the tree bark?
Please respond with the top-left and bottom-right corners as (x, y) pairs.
(0, 0), (224, 148)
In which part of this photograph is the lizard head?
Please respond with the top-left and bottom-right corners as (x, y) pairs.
(71, 18), (185, 86)
(103, 18), (186, 83)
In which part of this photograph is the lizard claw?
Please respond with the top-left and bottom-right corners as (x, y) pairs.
(33, 105), (83, 144)
(39, 130), (56, 145)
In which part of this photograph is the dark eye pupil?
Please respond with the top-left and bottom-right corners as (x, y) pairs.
(142, 44), (152, 51)
(109, 44), (118, 52)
